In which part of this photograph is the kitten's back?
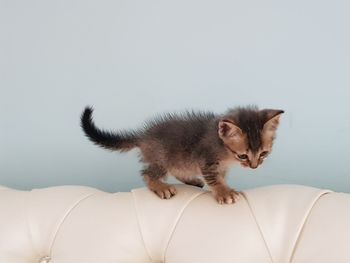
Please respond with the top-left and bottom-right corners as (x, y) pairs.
(142, 111), (217, 145)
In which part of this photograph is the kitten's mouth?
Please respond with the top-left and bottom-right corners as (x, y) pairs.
(240, 163), (249, 168)
(241, 163), (258, 169)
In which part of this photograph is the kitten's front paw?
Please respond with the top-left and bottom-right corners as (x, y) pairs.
(153, 185), (177, 199)
(214, 188), (240, 204)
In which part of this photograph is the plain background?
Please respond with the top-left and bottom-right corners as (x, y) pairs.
(1, 0), (349, 193)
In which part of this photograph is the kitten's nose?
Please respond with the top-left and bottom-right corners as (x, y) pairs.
(250, 159), (259, 169)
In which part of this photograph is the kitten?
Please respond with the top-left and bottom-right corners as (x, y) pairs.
(81, 106), (284, 204)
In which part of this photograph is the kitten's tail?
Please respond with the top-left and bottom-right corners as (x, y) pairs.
(80, 106), (139, 152)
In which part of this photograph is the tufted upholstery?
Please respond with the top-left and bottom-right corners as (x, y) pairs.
(1, 184), (350, 263)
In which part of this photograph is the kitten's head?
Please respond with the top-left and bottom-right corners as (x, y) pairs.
(218, 106), (284, 169)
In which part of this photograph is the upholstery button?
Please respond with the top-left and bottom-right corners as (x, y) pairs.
(39, 256), (51, 263)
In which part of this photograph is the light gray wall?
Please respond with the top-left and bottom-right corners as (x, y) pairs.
(1, 0), (350, 192)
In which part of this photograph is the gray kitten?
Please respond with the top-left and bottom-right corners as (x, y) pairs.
(81, 106), (283, 204)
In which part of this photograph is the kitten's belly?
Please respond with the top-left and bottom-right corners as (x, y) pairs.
(168, 165), (201, 179)
(168, 158), (238, 179)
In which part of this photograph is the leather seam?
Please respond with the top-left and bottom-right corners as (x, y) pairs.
(48, 192), (100, 255)
(132, 190), (154, 263)
(288, 190), (332, 263)
(162, 191), (207, 262)
(241, 192), (274, 263)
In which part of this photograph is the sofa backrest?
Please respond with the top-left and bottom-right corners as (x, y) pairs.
(0, 184), (349, 263)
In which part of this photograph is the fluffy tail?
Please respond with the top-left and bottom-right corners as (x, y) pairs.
(80, 106), (138, 152)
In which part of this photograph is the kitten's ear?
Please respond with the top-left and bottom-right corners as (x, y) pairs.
(218, 120), (243, 140)
(261, 109), (284, 133)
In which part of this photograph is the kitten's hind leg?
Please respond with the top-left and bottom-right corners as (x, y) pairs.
(142, 164), (177, 199)
(175, 176), (205, 188)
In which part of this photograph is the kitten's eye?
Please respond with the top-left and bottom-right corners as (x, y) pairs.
(237, 154), (248, 160)
(260, 151), (269, 158)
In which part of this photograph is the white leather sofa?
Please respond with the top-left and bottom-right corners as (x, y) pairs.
(1, 184), (350, 263)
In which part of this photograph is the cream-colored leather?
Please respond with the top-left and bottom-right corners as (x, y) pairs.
(0, 184), (349, 263)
